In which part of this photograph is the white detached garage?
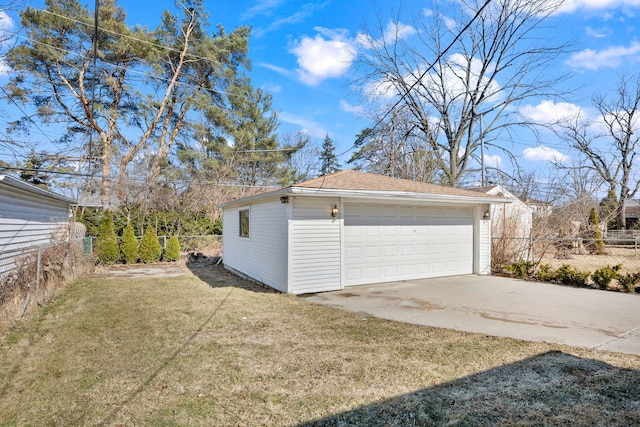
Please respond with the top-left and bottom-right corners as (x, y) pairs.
(220, 170), (507, 294)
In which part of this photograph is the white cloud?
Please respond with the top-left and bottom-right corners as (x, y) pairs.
(339, 99), (365, 116)
(568, 40), (640, 70)
(585, 26), (612, 38)
(443, 16), (457, 31)
(355, 21), (417, 49)
(261, 82), (282, 93)
(280, 111), (327, 138)
(252, 2), (329, 38)
(290, 27), (356, 86)
(523, 145), (569, 163)
(241, 0), (284, 19)
(259, 62), (293, 77)
(0, 11), (14, 74)
(554, 0), (640, 14)
(484, 154), (502, 168)
(519, 100), (585, 124)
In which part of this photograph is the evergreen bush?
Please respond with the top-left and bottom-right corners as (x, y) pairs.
(617, 272), (640, 293)
(139, 226), (162, 263)
(505, 260), (534, 279)
(94, 212), (119, 264)
(555, 264), (590, 287)
(120, 223), (139, 264)
(586, 208), (605, 254)
(534, 264), (555, 282)
(164, 236), (181, 262)
(591, 264), (621, 290)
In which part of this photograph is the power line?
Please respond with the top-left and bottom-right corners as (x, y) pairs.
(338, 0), (493, 158)
(0, 165), (281, 188)
(4, 29), (240, 99)
(33, 6), (220, 65)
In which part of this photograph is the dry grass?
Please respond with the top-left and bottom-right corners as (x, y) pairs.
(541, 246), (640, 275)
(0, 240), (90, 332)
(0, 265), (639, 426)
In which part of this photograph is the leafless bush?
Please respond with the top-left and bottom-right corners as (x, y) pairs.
(0, 240), (90, 332)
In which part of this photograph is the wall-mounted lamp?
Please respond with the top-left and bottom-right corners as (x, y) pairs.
(331, 205), (339, 218)
(280, 196), (289, 204)
(483, 209), (490, 220)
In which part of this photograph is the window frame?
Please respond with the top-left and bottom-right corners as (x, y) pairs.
(239, 208), (250, 238)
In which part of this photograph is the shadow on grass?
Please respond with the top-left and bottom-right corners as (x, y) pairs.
(299, 351), (640, 426)
(186, 262), (276, 293)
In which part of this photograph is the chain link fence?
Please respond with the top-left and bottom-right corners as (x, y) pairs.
(86, 234), (222, 257)
(492, 236), (640, 276)
(0, 239), (89, 330)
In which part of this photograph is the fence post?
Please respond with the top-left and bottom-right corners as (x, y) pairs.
(35, 247), (42, 304)
(530, 237), (535, 263)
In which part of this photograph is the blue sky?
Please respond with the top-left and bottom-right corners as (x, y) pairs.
(2, 0), (640, 187)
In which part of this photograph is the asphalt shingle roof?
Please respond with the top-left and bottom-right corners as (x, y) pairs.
(293, 170), (496, 199)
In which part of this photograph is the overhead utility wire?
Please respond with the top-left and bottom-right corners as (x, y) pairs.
(33, 7), (218, 64)
(0, 86), (60, 148)
(0, 166), (280, 188)
(338, 0), (493, 157)
(5, 30), (239, 99)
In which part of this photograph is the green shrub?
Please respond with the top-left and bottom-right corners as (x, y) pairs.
(555, 264), (590, 287)
(535, 264), (555, 282)
(139, 226), (162, 263)
(164, 236), (181, 262)
(120, 223), (139, 264)
(586, 207), (605, 254)
(617, 272), (640, 293)
(505, 260), (534, 279)
(591, 264), (621, 290)
(94, 212), (119, 264)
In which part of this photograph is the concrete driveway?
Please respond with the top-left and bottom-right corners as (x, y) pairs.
(301, 276), (640, 356)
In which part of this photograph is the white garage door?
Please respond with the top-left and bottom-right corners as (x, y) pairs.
(344, 203), (474, 286)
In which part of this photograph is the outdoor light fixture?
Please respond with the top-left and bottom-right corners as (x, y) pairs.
(483, 210), (490, 220)
(331, 205), (339, 218)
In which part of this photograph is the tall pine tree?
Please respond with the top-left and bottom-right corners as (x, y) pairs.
(320, 135), (340, 175)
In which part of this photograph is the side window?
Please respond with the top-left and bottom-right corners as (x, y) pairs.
(239, 209), (250, 238)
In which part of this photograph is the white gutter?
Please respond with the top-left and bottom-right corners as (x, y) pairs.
(218, 186), (510, 208)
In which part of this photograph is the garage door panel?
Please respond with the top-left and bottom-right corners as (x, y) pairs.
(345, 204), (473, 286)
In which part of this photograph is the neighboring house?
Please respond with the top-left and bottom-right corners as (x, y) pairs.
(624, 200), (640, 229)
(0, 175), (77, 275)
(220, 170), (508, 294)
(523, 197), (552, 219)
(475, 185), (534, 239)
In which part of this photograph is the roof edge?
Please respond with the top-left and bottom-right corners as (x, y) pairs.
(219, 186), (510, 208)
(0, 175), (77, 205)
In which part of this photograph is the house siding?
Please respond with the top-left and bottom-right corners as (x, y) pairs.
(475, 205), (492, 275)
(222, 199), (288, 292)
(0, 181), (72, 274)
(290, 196), (341, 294)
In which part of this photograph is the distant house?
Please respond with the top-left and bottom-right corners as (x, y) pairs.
(624, 200), (640, 229)
(220, 170), (509, 294)
(0, 175), (77, 275)
(473, 185), (533, 239)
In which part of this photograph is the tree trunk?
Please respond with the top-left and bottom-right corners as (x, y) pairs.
(618, 198), (627, 230)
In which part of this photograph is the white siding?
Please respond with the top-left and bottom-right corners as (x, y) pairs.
(475, 205), (492, 275)
(290, 196), (341, 294)
(0, 182), (72, 274)
(222, 199), (288, 292)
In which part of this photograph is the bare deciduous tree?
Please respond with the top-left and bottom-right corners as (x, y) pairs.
(558, 74), (640, 229)
(354, 0), (569, 186)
